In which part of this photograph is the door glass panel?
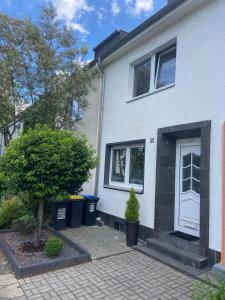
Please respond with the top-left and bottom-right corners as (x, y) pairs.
(192, 179), (200, 194)
(183, 179), (191, 192)
(181, 151), (201, 194)
(183, 166), (191, 180)
(111, 149), (126, 182)
(193, 153), (200, 167)
(183, 153), (191, 167)
(192, 166), (200, 181)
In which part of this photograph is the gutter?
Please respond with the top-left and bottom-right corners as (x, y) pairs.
(94, 58), (106, 196)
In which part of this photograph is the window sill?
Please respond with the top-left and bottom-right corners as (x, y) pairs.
(127, 83), (175, 103)
(103, 184), (144, 194)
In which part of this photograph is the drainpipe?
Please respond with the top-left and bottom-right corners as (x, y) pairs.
(94, 57), (105, 196)
(221, 122), (225, 264)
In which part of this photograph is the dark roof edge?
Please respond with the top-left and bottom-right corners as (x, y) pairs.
(93, 29), (128, 51)
(98, 0), (189, 61)
(88, 60), (95, 68)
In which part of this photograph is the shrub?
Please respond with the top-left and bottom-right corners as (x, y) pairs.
(0, 125), (98, 247)
(192, 276), (225, 300)
(0, 196), (26, 228)
(45, 237), (63, 258)
(125, 188), (140, 221)
(12, 214), (36, 234)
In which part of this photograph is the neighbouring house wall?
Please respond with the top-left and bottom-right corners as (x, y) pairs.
(78, 76), (101, 195)
(97, 0), (225, 252)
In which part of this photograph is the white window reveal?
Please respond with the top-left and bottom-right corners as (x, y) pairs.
(132, 43), (176, 99)
(109, 144), (145, 192)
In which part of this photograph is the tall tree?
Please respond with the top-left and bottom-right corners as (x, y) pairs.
(0, 5), (94, 146)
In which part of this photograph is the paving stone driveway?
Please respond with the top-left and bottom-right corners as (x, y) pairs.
(61, 226), (132, 259)
(0, 226), (198, 300)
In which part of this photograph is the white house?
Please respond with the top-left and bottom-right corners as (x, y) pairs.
(89, 0), (225, 268)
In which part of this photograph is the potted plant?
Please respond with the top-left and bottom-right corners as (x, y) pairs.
(125, 188), (140, 246)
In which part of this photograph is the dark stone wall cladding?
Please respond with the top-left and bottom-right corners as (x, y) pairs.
(154, 121), (211, 256)
(98, 211), (154, 241)
(97, 210), (219, 266)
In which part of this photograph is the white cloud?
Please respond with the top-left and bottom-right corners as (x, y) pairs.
(111, 0), (120, 16)
(97, 7), (106, 26)
(50, 0), (93, 34)
(125, 0), (154, 16)
(70, 22), (89, 35)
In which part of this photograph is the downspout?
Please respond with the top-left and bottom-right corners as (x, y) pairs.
(221, 122), (225, 264)
(94, 57), (105, 195)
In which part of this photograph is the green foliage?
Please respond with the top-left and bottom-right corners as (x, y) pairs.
(0, 126), (98, 199)
(45, 237), (63, 257)
(192, 277), (225, 300)
(125, 188), (140, 221)
(0, 196), (26, 228)
(0, 5), (95, 146)
(12, 214), (36, 234)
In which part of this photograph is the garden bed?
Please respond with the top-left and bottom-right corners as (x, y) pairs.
(0, 226), (91, 278)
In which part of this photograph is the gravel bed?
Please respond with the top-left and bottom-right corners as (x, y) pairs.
(0, 230), (79, 267)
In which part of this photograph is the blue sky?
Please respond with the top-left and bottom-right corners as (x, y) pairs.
(1, 0), (167, 60)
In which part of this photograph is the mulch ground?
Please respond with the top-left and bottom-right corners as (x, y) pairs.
(0, 230), (79, 267)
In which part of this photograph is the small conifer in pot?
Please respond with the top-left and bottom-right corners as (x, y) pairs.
(125, 188), (140, 246)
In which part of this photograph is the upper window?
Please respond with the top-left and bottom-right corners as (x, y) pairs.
(132, 43), (176, 98)
(133, 59), (151, 97)
(109, 143), (145, 191)
(155, 46), (176, 89)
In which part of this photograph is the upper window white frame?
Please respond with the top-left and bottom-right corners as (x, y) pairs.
(109, 143), (145, 192)
(155, 45), (176, 90)
(131, 42), (176, 100)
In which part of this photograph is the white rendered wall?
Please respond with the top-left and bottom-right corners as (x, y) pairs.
(97, 0), (225, 251)
(78, 77), (101, 195)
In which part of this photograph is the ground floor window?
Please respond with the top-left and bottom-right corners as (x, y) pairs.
(109, 143), (145, 192)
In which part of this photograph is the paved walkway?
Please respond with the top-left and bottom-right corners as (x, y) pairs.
(61, 226), (132, 259)
(0, 226), (199, 300)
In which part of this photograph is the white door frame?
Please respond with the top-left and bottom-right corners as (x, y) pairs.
(174, 138), (201, 237)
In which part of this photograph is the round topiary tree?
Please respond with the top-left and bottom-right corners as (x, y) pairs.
(0, 126), (98, 247)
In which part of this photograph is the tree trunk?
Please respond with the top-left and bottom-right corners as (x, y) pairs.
(3, 128), (11, 147)
(33, 199), (44, 248)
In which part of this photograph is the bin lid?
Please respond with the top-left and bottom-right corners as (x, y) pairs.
(69, 195), (84, 200)
(82, 195), (99, 200)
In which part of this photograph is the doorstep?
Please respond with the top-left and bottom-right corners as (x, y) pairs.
(133, 241), (211, 280)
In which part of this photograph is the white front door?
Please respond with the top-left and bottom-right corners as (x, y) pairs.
(174, 139), (201, 237)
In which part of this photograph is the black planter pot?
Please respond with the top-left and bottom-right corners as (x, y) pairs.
(125, 220), (139, 246)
